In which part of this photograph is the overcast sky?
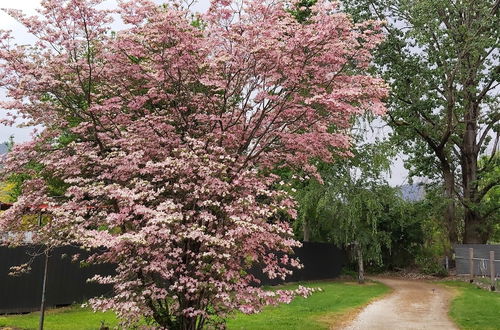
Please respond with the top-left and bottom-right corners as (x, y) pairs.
(0, 0), (410, 186)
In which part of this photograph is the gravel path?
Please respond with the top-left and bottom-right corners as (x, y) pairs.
(342, 277), (458, 330)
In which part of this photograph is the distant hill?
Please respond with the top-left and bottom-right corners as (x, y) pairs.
(0, 143), (9, 169)
(399, 184), (425, 202)
(0, 143), (9, 200)
(0, 143), (7, 155)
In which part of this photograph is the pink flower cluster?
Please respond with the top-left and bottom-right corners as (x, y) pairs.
(0, 0), (386, 327)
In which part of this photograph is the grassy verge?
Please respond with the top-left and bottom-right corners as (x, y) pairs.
(0, 305), (119, 330)
(227, 280), (390, 330)
(441, 281), (500, 330)
(0, 280), (389, 330)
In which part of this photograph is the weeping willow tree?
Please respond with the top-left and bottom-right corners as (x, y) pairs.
(294, 137), (409, 283)
(328, 183), (402, 283)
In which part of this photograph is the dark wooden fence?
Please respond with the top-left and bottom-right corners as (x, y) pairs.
(0, 245), (114, 314)
(253, 241), (346, 286)
(1, 242), (345, 314)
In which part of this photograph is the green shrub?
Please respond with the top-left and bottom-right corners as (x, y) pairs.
(415, 254), (447, 277)
(340, 267), (358, 279)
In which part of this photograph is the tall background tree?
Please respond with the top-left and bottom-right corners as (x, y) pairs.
(345, 0), (500, 244)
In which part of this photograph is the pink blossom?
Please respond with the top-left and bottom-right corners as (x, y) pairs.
(0, 0), (386, 327)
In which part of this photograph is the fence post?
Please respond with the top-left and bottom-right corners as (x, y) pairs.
(469, 248), (474, 282)
(491, 251), (496, 292)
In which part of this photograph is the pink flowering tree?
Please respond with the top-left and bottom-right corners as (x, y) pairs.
(0, 0), (386, 328)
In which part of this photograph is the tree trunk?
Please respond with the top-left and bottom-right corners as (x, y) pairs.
(303, 219), (311, 242)
(443, 167), (458, 244)
(464, 209), (488, 244)
(357, 243), (364, 284)
(461, 100), (488, 244)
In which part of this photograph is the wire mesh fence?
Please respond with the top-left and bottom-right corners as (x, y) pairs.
(454, 244), (499, 291)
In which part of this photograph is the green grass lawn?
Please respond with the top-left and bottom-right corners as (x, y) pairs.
(227, 281), (389, 330)
(0, 280), (388, 330)
(0, 305), (119, 330)
(442, 281), (500, 330)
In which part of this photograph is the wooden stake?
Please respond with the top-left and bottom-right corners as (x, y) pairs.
(490, 251), (496, 292)
(469, 248), (474, 282)
(38, 212), (48, 330)
(38, 250), (49, 330)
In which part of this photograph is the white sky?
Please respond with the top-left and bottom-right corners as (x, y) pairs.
(0, 0), (410, 186)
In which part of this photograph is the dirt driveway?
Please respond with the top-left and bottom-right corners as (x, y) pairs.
(342, 277), (458, 330)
